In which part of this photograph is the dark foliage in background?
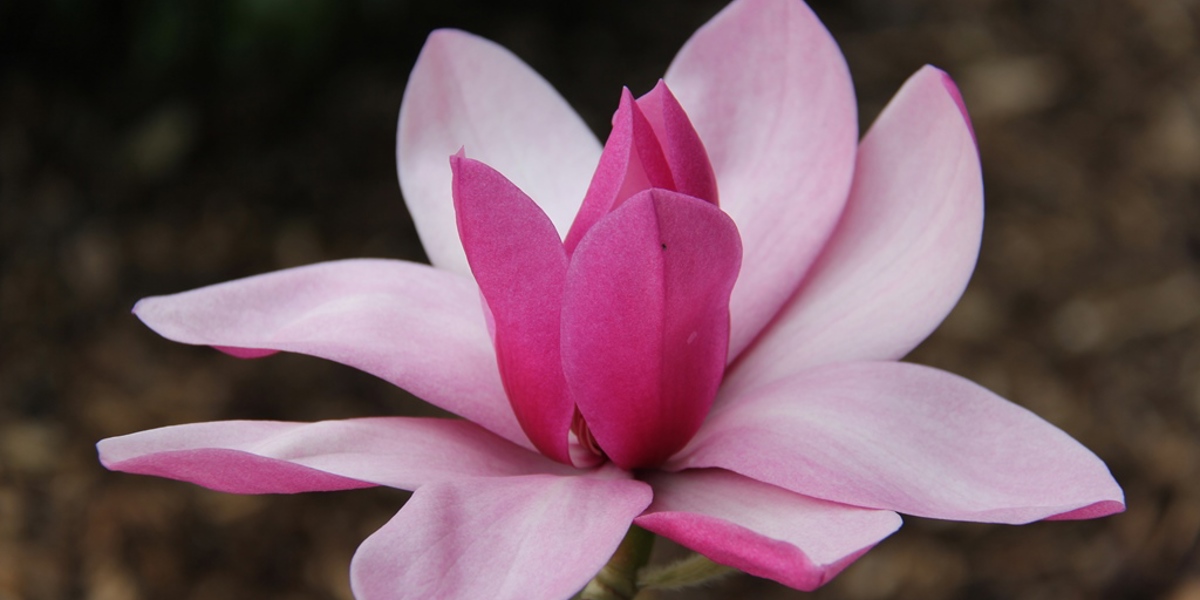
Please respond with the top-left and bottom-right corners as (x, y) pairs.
(2, 1), (1198, 598)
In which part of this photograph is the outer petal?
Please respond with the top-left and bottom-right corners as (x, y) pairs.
(98, 418), (576, 493)
(399, 29), (601, 274)
(672, 362), (1125, 524)
(727, 66), (983, 394)
(350, 471), (653, 600)
(636, 469), (901, 591)
(665, 0), (858, 358)
(132, 259), (529, 449)
(453, 155), (573, 464)
(562, 190), (741, 469)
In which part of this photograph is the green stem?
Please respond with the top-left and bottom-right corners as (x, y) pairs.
(580, 525), (655, 600)
(637, 553), (737, 591)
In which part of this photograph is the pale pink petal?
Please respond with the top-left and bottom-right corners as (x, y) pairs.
(399, 30), (601, 274)
(562, 190), (741, 469)
(727, 66), (983, 394)
(350, 471), (652, 600)
(637, 469), (901, 591)
(453, 155), (573, 464)
(673, 362), (1125, 524)
(564, 89), (674, 254)
(132, 259), (529, 449)
(636, 81), (718, 205)
(98, 418), (575, 493)
(665, 0), (858, 358)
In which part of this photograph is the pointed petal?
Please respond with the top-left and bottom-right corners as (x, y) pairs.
(562, 190), (741, 469)
(728, 66), (984, 392)
(350, 471), (652, 600)
(564, 89), (674, 254)
(98, 418), (574, 493)
(636, 81), (718, 205)
(637, 469), (901, 591)
(399, 30), (601, 275)
(674, 362), (1125, 524)
(665, 0), (858, 358)
(132, 259), (529, 448)
(453, 155), (573, 464)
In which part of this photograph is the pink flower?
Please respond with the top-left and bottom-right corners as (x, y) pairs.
(97, 0), (1124, 598)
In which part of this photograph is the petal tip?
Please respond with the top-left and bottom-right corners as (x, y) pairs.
(931, 65), (977, 144)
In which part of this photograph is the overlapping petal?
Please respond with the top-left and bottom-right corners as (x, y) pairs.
(672, 362), (1125, 524)
(727, 66), (983, 395)
(453, 155), (574, 463)
(99, 418), (576, 493)
(664, 0), (858, 358)
(636, 469), (901, 591)
(131, 259), (529, 449)
(350, 471), (652, 600)
(399, 29), (601, 274)
(562, 190), (741, 469)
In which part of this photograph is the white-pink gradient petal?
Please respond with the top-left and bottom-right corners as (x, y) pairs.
(636, 469), (901, 591)
(98, 418), (576, 493)
(727, 66), (983, 395)
(672, 362), (1125, 524)
(350, 471), (652, 600)
(132, 259), (530, 449)
(398, 29), (601, 274)
(665, 0), (858, 359)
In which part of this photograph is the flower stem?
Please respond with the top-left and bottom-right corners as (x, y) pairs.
(637, 553), (737, 591)
(580, 525), (655, 600)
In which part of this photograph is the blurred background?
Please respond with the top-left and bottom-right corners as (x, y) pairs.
(1, 0), (1198, 598)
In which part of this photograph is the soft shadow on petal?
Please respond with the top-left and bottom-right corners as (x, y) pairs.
(636, 469), (901, 591)
(399, 29), (601, 274)
(98, 418), (577, 493)
(665, 0), (858, 359)
(453, 155), (574, 464)
(673, 362), (1125, 524)
(727, 66), (983, 395)
(132, 259), (530, 449)
(350, 471), (652, 600)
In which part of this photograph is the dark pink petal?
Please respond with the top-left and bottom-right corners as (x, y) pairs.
(562, 190), (741, 469)
(399, 30), (601, 275)
(727, 66), (983, 395)
(564, 89), (674, 254)
(98, 418), (576, 493)
(350, 470), (652, 600)
(673, 362), (1125, 524)
(452, 154), (573, 464)
(665, 0), (858, 358)
(636, 469), (901, 591)
(132, 259), (529, 449)
(636, 81), (718, 205)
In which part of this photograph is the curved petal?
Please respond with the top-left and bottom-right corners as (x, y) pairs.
(132, 259), (529, 449)
(673, 362), (1125, 524)
(636, 81), (719, 205)
(98, 418), (576, 493)
(665, 0), (858, 358)
(636, 469), (901, 591)
(453, 155), (573, 464)
(399, 29), (601, 274)
(350, 471), (653, 600)
(727, 66), (983, 395)
(562, 190), (741, 469)
(564, 88), (674, 254)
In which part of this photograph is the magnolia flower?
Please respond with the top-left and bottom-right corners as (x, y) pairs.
(98, 0), (1124, 598)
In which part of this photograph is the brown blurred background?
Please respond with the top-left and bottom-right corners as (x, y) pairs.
(1, 1), (1198, 598)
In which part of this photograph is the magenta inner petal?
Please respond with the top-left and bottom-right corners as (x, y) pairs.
(562, 189), (741, 469)
(452, 154), (574, 464)
(636, 81), (718, 205)
(564, 89), (674, 254)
